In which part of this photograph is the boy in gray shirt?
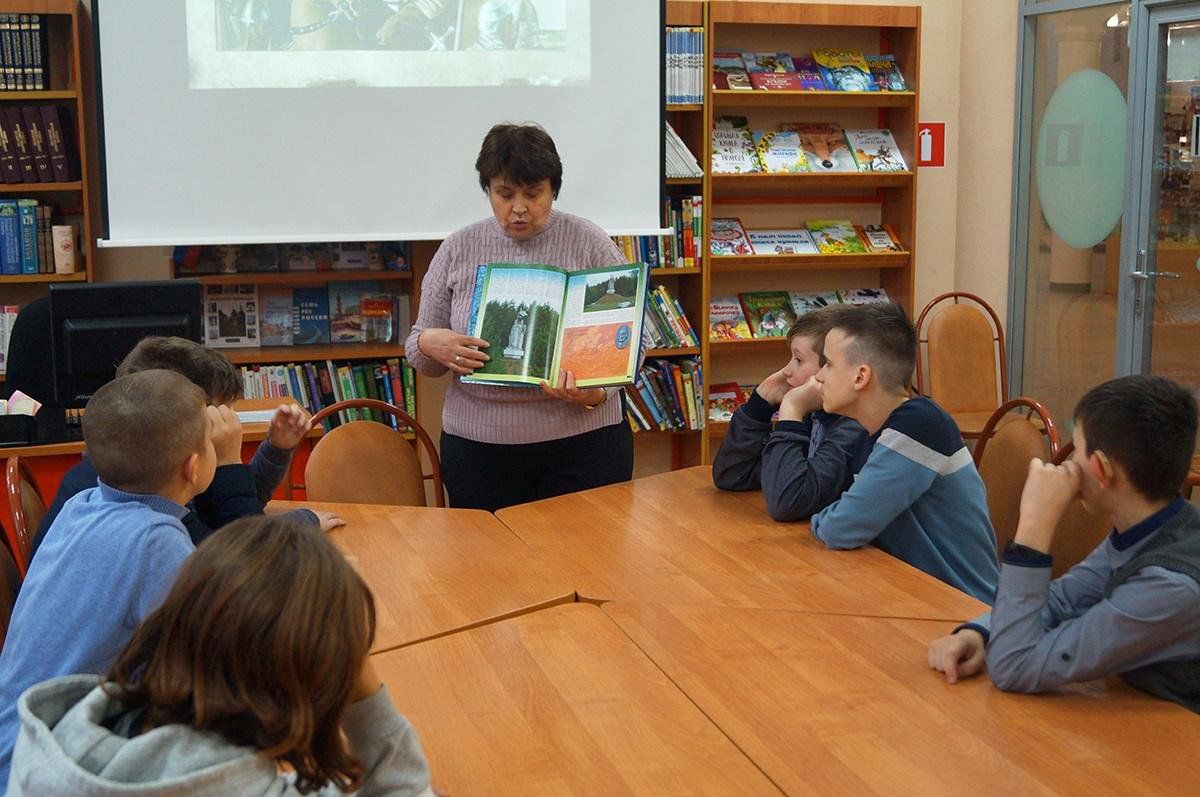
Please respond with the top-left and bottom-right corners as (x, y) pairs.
(928, 375), (1200, 713)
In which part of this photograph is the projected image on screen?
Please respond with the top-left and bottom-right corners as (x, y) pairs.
(189, 0), (588, 88)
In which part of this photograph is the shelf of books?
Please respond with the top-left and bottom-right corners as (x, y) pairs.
(166, 239), (423, 429)
(698, 1), (920, 462)
(0, 1), (94, 285)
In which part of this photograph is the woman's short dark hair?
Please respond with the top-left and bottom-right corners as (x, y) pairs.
(106, 516), (377, 793)
(475, 123), (563, 197)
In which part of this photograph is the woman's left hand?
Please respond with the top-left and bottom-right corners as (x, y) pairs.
(540, 369), (605, 408)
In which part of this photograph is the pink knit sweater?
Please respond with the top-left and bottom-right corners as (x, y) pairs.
(404, 211), (628, 444)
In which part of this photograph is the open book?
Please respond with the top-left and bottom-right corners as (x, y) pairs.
(462, 262), (647, 388)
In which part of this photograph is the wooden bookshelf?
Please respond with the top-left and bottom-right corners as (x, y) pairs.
(216, 342), (405, 366)
(709, 252), (909, 272)
(0, 270), (85, 283)
(711, 89), (916, 109)
(190, 270), (413, 287)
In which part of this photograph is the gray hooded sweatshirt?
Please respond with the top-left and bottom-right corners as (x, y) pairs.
(6, 675), (434, 796)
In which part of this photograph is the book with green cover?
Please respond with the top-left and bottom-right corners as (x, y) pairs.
(738, 291), (798, 338)
(462, 262), (648, 388)
(806, 219), (868, 254)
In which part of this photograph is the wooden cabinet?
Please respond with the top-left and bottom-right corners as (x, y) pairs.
(0, 0), (93, 286)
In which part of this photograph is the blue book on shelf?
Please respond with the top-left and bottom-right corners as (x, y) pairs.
(18, 199), (38, 274)
(292, 286), (330, 345)
(0, 200), (20, 275)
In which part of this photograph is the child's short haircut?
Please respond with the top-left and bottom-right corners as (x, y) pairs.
(106, 516), (377, 793)
(1074, 375), (1198, 501)
(830, 303), (916, 392)
(83, 370), (207, 495)
(786, 305), (849, 357)
(116, 336), (241, 405)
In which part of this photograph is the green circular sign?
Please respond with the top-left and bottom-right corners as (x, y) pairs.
(1035, 68), (1127, 248)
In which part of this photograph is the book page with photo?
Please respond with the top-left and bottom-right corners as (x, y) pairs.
(463, 262), (647, 388)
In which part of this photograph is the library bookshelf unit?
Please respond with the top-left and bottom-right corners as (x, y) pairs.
(699, 0), (920, 461)
(0, 0), (94, 287)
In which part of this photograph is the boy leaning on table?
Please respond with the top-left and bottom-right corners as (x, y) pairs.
(807, 303), (999, 603)
(712, 306), (870, 521)
(929, 375), (1200, 714)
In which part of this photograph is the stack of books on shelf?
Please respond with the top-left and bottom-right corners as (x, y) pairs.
(644, 284), (698, 350)
(238, 357), (417, 433)
(711, 118), (907, 174)
(712, 48), (905, 93)
(0, 198), (68, 275)
(708, 288), (891, 341)
(0, 14), (49, 91)
(623, 356), (704, 432)
(664, 194), (702, 267)
(0, 105), (78, 184)
(612, 234), (674, 270)
(710, 217), (902, 256)
(174, 241), (410, 276)
(664, 121), (703, 179)
(204, 282), (410, 348)
(665, 26), (704, 104)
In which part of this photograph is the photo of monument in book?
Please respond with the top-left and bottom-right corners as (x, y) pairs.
(463, 262), (647, 388)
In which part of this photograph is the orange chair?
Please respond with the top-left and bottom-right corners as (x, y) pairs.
(973, 398), (1059, 557)
(915, 292), (1008, 440)
(5, 457), (45, 577)
(291, 399), (445, 507)
(0, 540), (19, 653)
(1043, 440), (1111, 577)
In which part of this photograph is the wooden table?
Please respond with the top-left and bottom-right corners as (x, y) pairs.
(603, 601), (1200, 794)
(496, 466), (986, 621)
(272, 501), (575, 652)
(372, 603), (780, 796)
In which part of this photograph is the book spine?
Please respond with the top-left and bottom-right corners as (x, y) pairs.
(336, 365), (357, 422)
(29, 14), (44, 90)
(21, 106), (52, 182)
(4, 106), (33, 182)
(17, 198), (36, 273)
(0, 16), (13, 92)
(0, 199), (19, 274)
(303, 363), (323, 413)
(16, 15), (31, 91)
(39, 105), (73, 182)
(401, 359), (416, 417)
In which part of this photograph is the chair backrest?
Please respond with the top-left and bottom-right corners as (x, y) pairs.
(1047, 440), (1112, 577)
(915, 292), (1007, 415)
(5, 457), (45, 577)
(973, 398), (1060, 557)
(295, 399), (445, 507)
(0, 538), (19, 653)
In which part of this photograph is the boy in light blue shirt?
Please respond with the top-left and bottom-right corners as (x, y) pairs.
(0, 369), (218, 783)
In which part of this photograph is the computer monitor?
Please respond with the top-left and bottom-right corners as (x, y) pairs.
(48, 280), (203, 408)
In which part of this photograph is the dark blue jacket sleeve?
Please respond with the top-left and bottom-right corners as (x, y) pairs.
(760, 413), (870, 522)
(191, 463), (263, 536)
(712, 392), (779, 492)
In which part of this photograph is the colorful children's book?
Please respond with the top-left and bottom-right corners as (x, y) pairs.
(746, 229), (819, 255)
(259, 287), (293, 346)
(789, 291), (843, 316)
(712, 50), (752, 90)
(841, 287), (892, 306)
(845, 128), (907, 172)
(292, 287), (330, 345)
(865, 54), (907, 91)
(708, 296), (752, 341)
(857, 224), (904, 252)
(710, 217), (754, 256)
(743, 51), (805, 89)
(711, 116), (762, 173)
(708, 381), (746, 423)
(787, 122), (857, 172)
(806, 219), (868, 254)
(328, 281), (377, 343)
(812, 48), (876, 92)
(738, 291), (798, 338)
(462, 262), (647, 388)
(204, 284), (259, 348)
(753, 129), (807, 173)
(789, 56), (828, 90)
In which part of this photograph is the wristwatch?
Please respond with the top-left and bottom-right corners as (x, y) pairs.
(582, 389), (609, 411)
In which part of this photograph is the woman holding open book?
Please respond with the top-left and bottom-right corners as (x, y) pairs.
(404, 123), (635, 511)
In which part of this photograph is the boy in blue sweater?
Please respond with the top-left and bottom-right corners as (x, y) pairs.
(811, 303), (999, 602)
(30, 336), (339, 558)
(0, 370), (219, 782)
(712, 306), (870, 520)
(928, 376), (1200, 713)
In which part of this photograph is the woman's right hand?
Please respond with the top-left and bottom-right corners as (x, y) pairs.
(417, 328), (490, 375)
